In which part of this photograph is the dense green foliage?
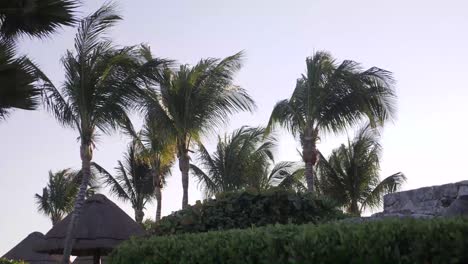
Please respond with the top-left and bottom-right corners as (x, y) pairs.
(0, 259), (26, 264)
(111, 218), (468, 264)
(149, 188), (343, 236)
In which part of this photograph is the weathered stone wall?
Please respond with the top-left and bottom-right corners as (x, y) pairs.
(380, 180), (468, 217)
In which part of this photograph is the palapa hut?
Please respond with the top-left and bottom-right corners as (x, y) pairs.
(2, 232), (60, 263)
(36, 194), (144, 264)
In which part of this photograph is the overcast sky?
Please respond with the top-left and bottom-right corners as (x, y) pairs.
(1, 0), (468, 255)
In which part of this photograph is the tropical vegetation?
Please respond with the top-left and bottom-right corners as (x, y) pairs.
(317, 125), (406, 216)
(149, 188), (344, 236)
(191, 126), (304, 197)
(95, 141), (154, 223)
(0, 0), (78, 120)
(139, 52), (255, 208)
(37, 3), (167, 262)
(34, 168), (97, 225)
(267, 51), (397, 193)
(0, 2), (412, 261)
(139, 119), (176, 221)
(110, 218), (468, 264)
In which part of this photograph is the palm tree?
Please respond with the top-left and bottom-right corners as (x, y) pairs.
(140, 120), (176, 221)
(317, 125), (406, 216)
(267, 51), (397, 193)
(34, 168), (98, 225)
(35, 169), (78, 226)
(141, 52), (255, 208)
(38, 4), (167, 262)
(0, 0), (78, 119)
(96, 141), (154, 223)
(190, 126), (304, 197)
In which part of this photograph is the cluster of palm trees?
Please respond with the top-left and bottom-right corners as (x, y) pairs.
(2, 1), (406, 263)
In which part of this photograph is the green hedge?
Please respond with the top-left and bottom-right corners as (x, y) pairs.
(150, 188), (344, 235)
(110, 218), (468, 264)
(0, 259), (26, 264)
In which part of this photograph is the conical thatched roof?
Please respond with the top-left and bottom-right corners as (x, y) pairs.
(36, 194), (144, 256)
(2, 232), (60, 263)
(72, 256), (107, 264)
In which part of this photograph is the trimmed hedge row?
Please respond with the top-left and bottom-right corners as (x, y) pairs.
(111, 218), (468, 264)
(150, 188), (344, 235)
(0, 259), (26, 264)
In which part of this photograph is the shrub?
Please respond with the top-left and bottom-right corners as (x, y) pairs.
(0, 259), (26, 264)
(110, 218), (468, 264)
(149, 188), (344, 235)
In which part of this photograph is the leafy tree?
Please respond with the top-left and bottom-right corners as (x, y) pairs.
(38, 3), (167, 262)
(268, 51), (397, 193)
(95, 141), (154, 223)
(0, 0), (78, 120)
(141, 52), (255, 208)
(191, 126), (304, 197)
(34, 168), (98, 225)
(317, 125), (406, 216)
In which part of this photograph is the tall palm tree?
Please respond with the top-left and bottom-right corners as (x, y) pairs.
(141, 52), (255, 208)
(140, 120), (176, 221)
(96, 141), (154, 223)
(267, 51), (397, 193)
(38, 4), (167, 263)
(317, 125), (406, 216)
(34, 168), (98, 225)
(190, 126), (303, 197)
(0, 0), (78, 119)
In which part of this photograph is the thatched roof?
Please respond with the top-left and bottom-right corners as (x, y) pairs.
(36, 194), (145, 256)
(2, 232), (60, 263)
(72, 256), (107, 264)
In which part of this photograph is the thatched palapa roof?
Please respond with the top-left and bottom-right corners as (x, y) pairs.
(36, 194), (144, 256)
(2, 232), (60, 263)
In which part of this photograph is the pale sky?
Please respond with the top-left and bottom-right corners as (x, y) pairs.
(1, 0), (468, 255)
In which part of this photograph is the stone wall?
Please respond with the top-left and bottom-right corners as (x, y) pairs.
(378, 180), (468, 217)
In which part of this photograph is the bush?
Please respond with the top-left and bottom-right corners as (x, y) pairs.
(0, 259), (26, 264)
(149, 188), (344, 235)
(110, 218), (468, 264)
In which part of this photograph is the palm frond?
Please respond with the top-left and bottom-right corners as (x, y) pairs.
(361, 172), (406, 212)
(0, 0), (79, 39)
(0, 38), (40, 119)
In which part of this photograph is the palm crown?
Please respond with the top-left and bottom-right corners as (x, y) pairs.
(317, 125), (406, 215)
(96, 141), (154, 223)
(268, 51), (397, 192)
(142, 51), (256, 208)
(191, 126), (304, 197)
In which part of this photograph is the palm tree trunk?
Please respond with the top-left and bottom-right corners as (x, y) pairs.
(155, 185), (162, 221)
(302, 128), (318, 193)
(134, 209), (144, 223)
(61, 142), (92, 264)
(179, 151), (190, 209)
(349, 200), (360, 216)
